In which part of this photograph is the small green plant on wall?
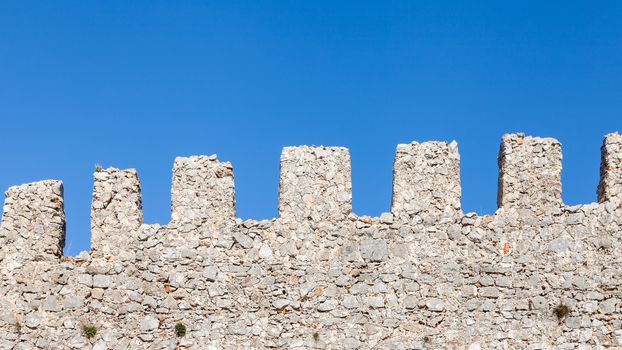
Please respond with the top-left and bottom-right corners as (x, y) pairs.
(175, 322), (186, 337)
(83, 325), (97, 339)
(554, 303), (570, 320)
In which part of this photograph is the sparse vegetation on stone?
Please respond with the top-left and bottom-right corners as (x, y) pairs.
(83, 325), (97, 339)
(175, 322), (187, 337)
(554, 303), (571, 320)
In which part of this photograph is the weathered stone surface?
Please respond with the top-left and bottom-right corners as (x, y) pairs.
(1, 180), (65, 263)
(92, 274), (112, 288)
(598, 132), (622, 206)
(170, 155), (235, 229)
(498, 134), (562, 211)
(278, 146), (351, 223)
(317, 300), (338, 312)
(1, 132), (621, 349)
(141, 315), (160, 331)
(426, 298), (444, 312)
(91, 168), (142, 258)
(360, 239), (388, 262)
(233, 232), (253, 249)
(392, 140), (461, 223)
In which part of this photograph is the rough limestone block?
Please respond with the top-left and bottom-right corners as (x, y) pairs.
(171, 155), (235, 229)
(90, 168), (143, 256)
(598, 132), (622, 206)
(278, 146), (351, 223)
(497, 133), (562, 210)
(0, 180), (65, 261)
(391, 141), (461, 222)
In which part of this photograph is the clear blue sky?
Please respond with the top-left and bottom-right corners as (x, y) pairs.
(1, 2), (620, 255)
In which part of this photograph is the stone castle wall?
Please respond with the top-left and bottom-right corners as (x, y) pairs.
(1, 132), (621, 350)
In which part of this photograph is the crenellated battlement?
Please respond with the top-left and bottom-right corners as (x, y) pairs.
(6, 132), (613, 239)
(391, 140), (461, 224)
(598, 132), (622, 206)
(497, 134), (563, 212)
(278, 146), (352, 224)
(1, 132), (621, 349)
(0, 180), (65, 267)
(170, 155), (236, 230)
(91, 167), (143, 258)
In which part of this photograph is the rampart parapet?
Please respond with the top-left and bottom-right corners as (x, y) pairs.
(170, 155), (235, 231)
(278, 146), (352, 224)
(1, 180), (65, 264)
(91, 168), (142, 258)
(1, 132), (621, 349)
(497, 133), (563, 212)
(598, 132), (622, 207)
(391, 140), (461, 224)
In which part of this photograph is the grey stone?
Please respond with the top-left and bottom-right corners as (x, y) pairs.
(43, 296), (61, 312)
(228, 320), (248, 335)
(258, 245), (273, 259)
(24, 313), (42, 328)
(349, 282), (369, 294)
(273, 299), (290, 309)
(93, 275), (112, 289)
(233, 233), (253, 249)
(479, 287), (500, 298)
(343, 337), (361, 349)
(404, 295), (418, 309)
(342, 295), (360, 309)
(63, 296), (84, 309)
(360, 239), (388, 262)
(586, 291), (604, 300)
(380, 212), (394, 224)
(548, 237), (568, 253)
(335, 275), (350, 287)
(599, 298), (619, 314)
(495, 276), (512, 288)
(565, 317), (581, 329)
(426, 298), (444, 312)
(203, 266), (218, 281)
(168, 272), (185, 288)
(300, 281), (316, 297)
(77, 274), (93, 286)
(365, 296), (385, 308)
(92, 341), (107, 350)
(531, 296), (547, 310)
(141, 315), (160, 331)
(317, 300), (338, 312)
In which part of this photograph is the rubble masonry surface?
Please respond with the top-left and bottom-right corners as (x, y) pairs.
(1, 132), (622, 349)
